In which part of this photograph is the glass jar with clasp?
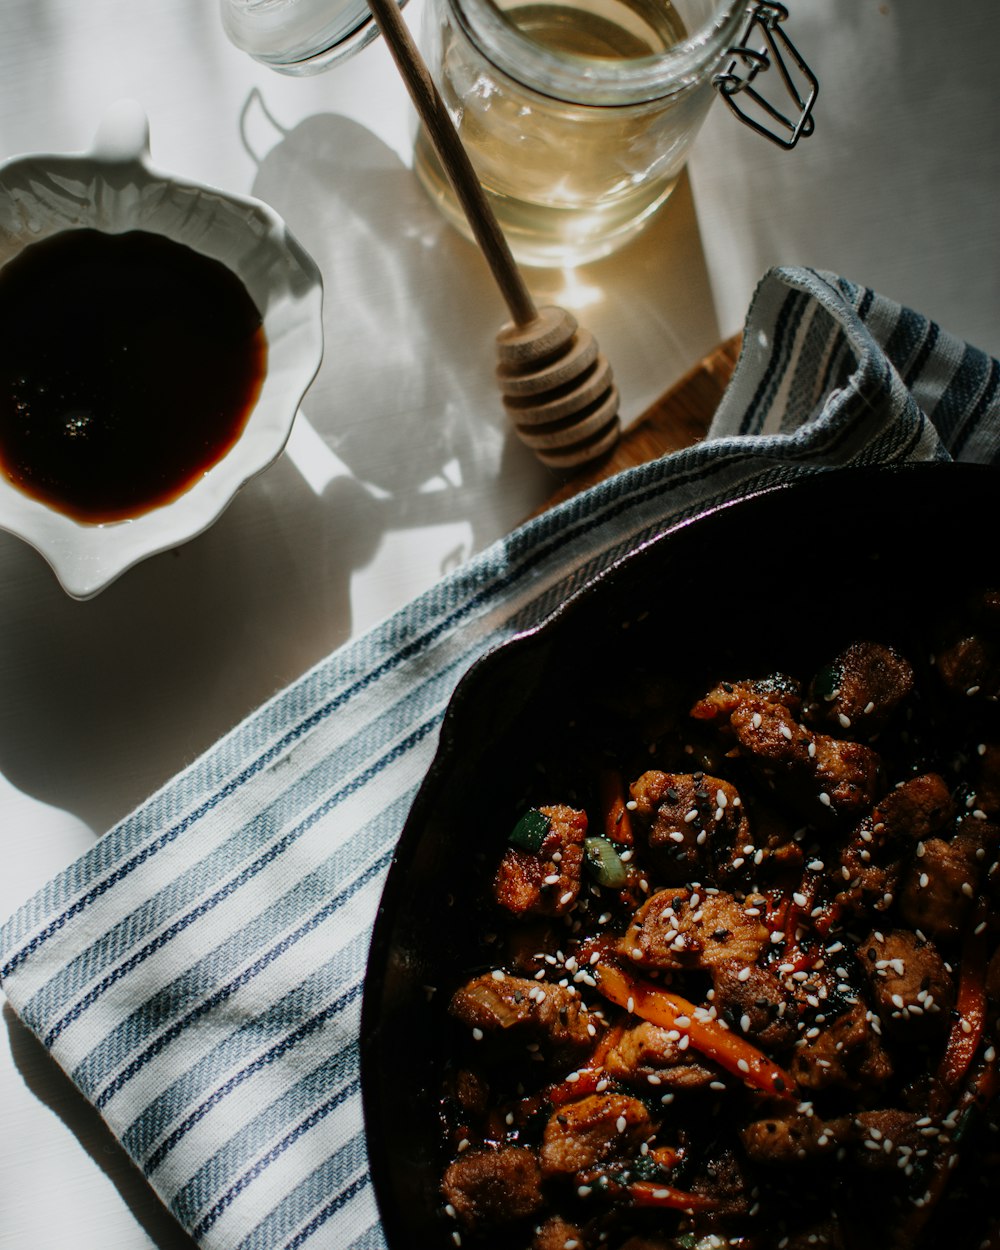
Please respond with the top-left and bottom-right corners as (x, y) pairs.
(221, 0), (816, 265)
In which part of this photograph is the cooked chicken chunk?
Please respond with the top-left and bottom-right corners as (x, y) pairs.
(603, 1020), (719, 1089)
(934, 589), (1000, 701)
(789, 1001), (893, 1091)
(711, 960), (798, 1048)
(540, 1092), (653, 1177)
(836, 773), (955, 915)
(624, 886), (769, 972)
(850, 1109), (925, 1171)
(805, 641), (914, 737)
(532, 1216), (586, 1250)
(442, 1146), (543, 1228)
(494, 804), (587, 917)
(628, 770), (749, 883)
(691, 676), (882, 821)
(860, 927), (953, 1031)
(741, 1110), (856, 1163)
(897, 815), (998, 942)
(449, 972), (597, 1061)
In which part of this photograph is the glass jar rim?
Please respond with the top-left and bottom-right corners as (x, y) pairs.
(449, 0), (749, 106)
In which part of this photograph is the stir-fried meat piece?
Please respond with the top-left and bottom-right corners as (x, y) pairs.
(539, 1092), (652, 1177)
(835, 773), (955, 915)
(875, 773), (956, 840)
(691, 676), (882, 822)
(688, 1148), (752, 1220)
(692, 674), (803, 720)
(623, 886), (769, 972)
(897, 814), (999, 942)
(494, 804), (588, 917)
(860, 928), (953, 1032)
(789, 1001), (893, 1091)
(449, 972), (598, 1061)
(532, 1216), (585, 1250)
(934, 589), (1000, 701)
(850, 1109), (924, 1172)
(628, 770), (749, 883)
(805, 641), (914, 738)
(442, 1145), (544, 1228)
(977, 743), (1000, 817)
(711, 960), (799, 1049)
(448, 1067), (491, 1116)
(741, 1109), (856, 1163)
(603, 1020), (718, 1090)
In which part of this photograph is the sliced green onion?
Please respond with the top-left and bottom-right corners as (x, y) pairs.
(508, 808), (550, 852)
(584, 836), (628, 889)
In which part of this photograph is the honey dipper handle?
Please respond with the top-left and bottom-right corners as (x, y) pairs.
(366, 0), (538, 327)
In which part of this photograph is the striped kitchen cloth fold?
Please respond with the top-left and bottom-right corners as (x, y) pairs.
(1, 266), (998, 1250)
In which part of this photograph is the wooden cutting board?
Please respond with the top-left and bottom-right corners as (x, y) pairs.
(540, 334), (741, 512)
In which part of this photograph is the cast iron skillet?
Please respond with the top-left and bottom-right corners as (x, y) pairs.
(360, 462), (999, 1248)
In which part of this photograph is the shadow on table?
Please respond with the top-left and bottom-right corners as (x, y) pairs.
(0, 90), (719, 838)
(4, 1003), (199, 1249)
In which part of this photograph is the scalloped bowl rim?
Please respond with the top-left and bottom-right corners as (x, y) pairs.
(0, 101), (324, 599)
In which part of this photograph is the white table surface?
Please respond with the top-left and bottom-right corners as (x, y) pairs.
(0, 0), (997, 1245)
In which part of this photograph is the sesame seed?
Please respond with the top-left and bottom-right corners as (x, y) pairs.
(669, 831), (686, 843)
(780, 725), (793, 740)
(863, 701), (875, 714)
(737, 967), (752, 981)
(716, 789), (728, 808)
(559, 891), (574, 905)
(818, 792), (831, 807)
(616, 1116), (627, 1133)
(471, 1027), (484, 1041)
(684, 809), (699, 823)
(737, 1058), (750, 1073)
(577, 1185), (592, 1198)
(710, 1080), (726, 1091)
(838, 713), (851, 729)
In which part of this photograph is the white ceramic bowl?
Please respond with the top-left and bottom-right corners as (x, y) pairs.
(0, 100), (324, 599)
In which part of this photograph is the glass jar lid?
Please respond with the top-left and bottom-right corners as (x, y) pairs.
(220, 0), (408, 75)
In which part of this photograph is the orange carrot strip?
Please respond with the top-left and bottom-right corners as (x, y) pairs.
(599, 769), (634, 846)
(938, 902), (989, 1092)
(595, 961), (797, 1099)
(627, 1180), (719, 1212)
(545, 1021), (626, 1106)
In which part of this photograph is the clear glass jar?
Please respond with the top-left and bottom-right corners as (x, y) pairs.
(415, 0), (748, 266)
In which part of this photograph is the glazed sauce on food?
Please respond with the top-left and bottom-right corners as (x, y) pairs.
(0, 228), (267, 524)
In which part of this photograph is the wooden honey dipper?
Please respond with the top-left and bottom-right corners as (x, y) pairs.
(366, 0), (621, 470)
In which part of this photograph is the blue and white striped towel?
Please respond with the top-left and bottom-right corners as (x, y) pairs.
(1, 266), (998, 1250)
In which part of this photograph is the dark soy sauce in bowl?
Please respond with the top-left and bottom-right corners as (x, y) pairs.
(0, 228), (267, 524)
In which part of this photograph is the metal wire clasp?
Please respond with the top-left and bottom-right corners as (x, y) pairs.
(714, 2), (818, 149)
